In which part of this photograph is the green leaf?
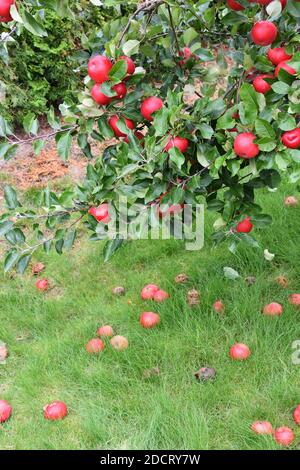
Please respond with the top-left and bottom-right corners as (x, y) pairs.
(0, 220), (13, 236)
(255, 119), (275, 139)
(22, 11), (48, 37)
(103, 237), (124, 262)
(109, 60), (127, 82)
(271, 81), (290, 95)
(17, 254), (32, 274)
(4, 185), (20, 210)
(0, 143), (17, 160)
(260, 169), (281, 188)
(169, 147), (185, 169)
(23, 113), (39, 135)
(183, 27), (198, 45)
(122, 40), (140, 56)
(223, 266), (240, 280)
(56, 132), (72, 160)
(4, 250), (19, 273)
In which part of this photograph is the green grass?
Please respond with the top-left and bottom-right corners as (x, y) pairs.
(1, 182), (300, 450)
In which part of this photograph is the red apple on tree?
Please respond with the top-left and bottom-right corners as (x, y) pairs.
(252, 74), (273, 94)
(118, 56), (135, 75)
(251, 21), (277, 46)
(108, 115), (135, 137)
(267, 47), (292, 66)
(140, 311), (160, 329)
(275, 61), (296, 77)
(178, 47), (194, 65)
(112, 82), (127, 100)
(227, 0), (244, 11)
(88, 203), (110, 223)
(0, 0), (15, 22)
(43, 401), (68, 421)
(141, 96), (163, 121)
(87, 55), (112, 83)
(233, 133), (260, 159)
(236, 217), (253, 233)
(91, 84), (112, 106)
(164, 136), (189, 153)
(281, 129), (300, 149)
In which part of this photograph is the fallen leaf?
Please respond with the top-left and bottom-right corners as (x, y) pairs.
(224, 267), (240, 280)
(264, 249), (275, 261)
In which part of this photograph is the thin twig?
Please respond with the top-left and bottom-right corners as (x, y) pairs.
(8, 125), (78, 145)
(0, 26), (16, 43)
(167, 4), (181, 57)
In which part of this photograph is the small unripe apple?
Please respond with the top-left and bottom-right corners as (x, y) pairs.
(36, 278), (49, 291)
(43, 401), (68, 421)
(108, 115), (135, 137)
(234, 133), (259, 159)
(91, 84), (112, 106)
(229, 343), (251, 360)
(236, 217), (253, 233)
(267, 47), (292, 66)
(110, 335), (129, 350)
(253, 74), (273, 94)
(275, 61), (296, 77)
(289, 293), (300, 307)
(284, 196), (299, 207)
(164, 136), (189, 153)
(251, 421), (273, 435)
(87, 55), (112, 83)
(97, 325), (114, 338)
(213, 300), (225, 314)
(141, 96), (163, 121)
(153, 289), (169, 302)
(274, 426), (295, 446)
(140, 311), (160, 329)
(293, 405), (300, 425)
(251, 21), (277, 47)
(141, 284), (160, 300)
(118, 56), (135, 75)
(227, 0), (244, 11)
(262, 302), (283, 316)
(88, 203), (110, 223)
(0, 400), (12, 423)
(86, 338), (105, 353)
(281, 128), (300, 149)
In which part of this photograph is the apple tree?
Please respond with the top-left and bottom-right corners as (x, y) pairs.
(0, 0), (300, 273)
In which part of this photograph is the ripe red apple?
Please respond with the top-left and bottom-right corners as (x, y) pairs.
(257, 0), (286, 6)
(88, 203), (110, 223)
(284, 196), (298, 207)
(213, 300), (225, 314)
(158, 202), (183, 218)
(0, 400), (12, 423)
(229, 343), (251, 360)
(112, 82), (127, 100)
(267, 47), (292, 66)
(141, 96), (163, 121)
(108, 115), (135, 137)
(251, 21), (277, 47)
(0, 0), (14, 21)
(140, 311), (160, 329)
(43, 401), (68, 421)
(118, 56), (135, 75)
(86, 338), (105, 353)
(91, 84), (112, 106)
(289, 293), (300, 307)
(110, 335), (128, 350)
(227, 0), (244, 10)
(281, 128), (300, 149)
(36, 278), (49, 291)
(293, 405), (300, 425)
(234, 133), (259, 159)
(141, 284), (160, 300)
(97, 325), (114, 338)
(236, 217), (253, 233)
(153, 289), (169, 302)
(253, 74), (273, 94)
(263, 302), (283, 316)
(164, 136), (189, 153)
(275, 61), (296, 77)
(178, 47), (193, 65)
(274, 427), (295, 446)
(87, 55), (112, 83)
(251, 421), (273, 435)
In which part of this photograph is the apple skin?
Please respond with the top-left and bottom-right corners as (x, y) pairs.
(118, 56), (135, 75)
(43, 401), (68, 421)
(275, 61), (296, 77)
(293, 405), (300, 425)
(141, 96), (163, 121)
(289, 293), (300, 307)
(262, 302), (283, 316)
(110, 335), (129, 351)
(227, 0), (244, 11)
(236, 217), (253, 233)
(97, 325), (114, 338)
(0, 400), (12, 423)
(251, 21), (277, 47)
(274, 427), (295, 447)
(164, 136), (189, 153)
(112, 82), (127, 100)
(36, 278), (49, 291)
(267, 47), (292, 66)
(87, 55), (112, 83)
(91, 84), (112, 106)
(234, 133), (259, 159)
(0, 0), (15, 20)
(140, 312), (160, 329)
(88, 203), (110, 223)
(252, 74), (273, 94)
(284, 196), (298, 207)
(141, 284), (160, 300)
(108, 115), (135, 137)
(153, 289), (169, 302)
(251, 421), (273, 435)
(86, 338), (105, 353)
(281, 128), (300, 149)
(213, 300), (225, 314)
(229, 343), (251, 360)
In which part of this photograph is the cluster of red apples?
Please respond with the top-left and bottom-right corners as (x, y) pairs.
(0, 0), (15, 22)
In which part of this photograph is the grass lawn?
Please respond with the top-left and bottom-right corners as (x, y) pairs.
(1, 181), (300, 450)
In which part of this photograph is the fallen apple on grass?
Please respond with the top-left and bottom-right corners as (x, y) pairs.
(97, 325), (114, 338)
(229, 343), (251, 360)
(274, 426), (295, 446)
(140, 312), (160, 329)
(284, 196), (299, 207)
(141, 284), (159, 300)
(153, 289), (169, 303)
(43, 401), (68, 421)
(86, 338), (105, 353)
(293, 405), (300, 425)
(213, 300), (225, 315)
(110, 335), (128, 350)
(262, 302), (283, 316)
(0, 400), (12, 423)
(289, 294), (300, 307)
(0, 342), (8, 362)
(251, 421), (273, 435)
(36, 278), (49, 291)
